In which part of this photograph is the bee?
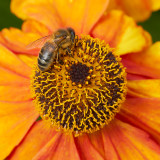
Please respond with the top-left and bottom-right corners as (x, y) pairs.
(27, 28), (75, 71)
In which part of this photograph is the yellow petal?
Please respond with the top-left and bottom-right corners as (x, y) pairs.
(17, 54), (37, 68)
(116, 28), (151, 55)
(127, 79), (160, 98)
(92, 10), (152, 56)
(123, 42), (160, 76)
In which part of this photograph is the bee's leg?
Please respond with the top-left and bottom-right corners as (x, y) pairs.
(57, 49), (64, 65)
(67, 47), (73, 57)
(56, 49), (59, 63)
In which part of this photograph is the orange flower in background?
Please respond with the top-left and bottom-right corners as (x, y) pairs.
(107, 0), (160, 22)
(0, 0), (160, 160)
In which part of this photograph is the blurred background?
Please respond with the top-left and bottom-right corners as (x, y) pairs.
(0, 0), (160, 42)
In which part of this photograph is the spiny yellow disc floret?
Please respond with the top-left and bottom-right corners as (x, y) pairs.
(31, 35), (127, 136)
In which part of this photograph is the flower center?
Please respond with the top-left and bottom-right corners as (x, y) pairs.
(31, 35), (127, 136)
(69, 62), (90, 84)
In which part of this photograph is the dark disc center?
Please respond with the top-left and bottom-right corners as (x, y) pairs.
(69, 62), (90, 84)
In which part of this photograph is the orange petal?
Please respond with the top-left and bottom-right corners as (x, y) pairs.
(107, 0), (160, 22)
(0, 67), (28, 86)
(127, 79), (160, 98)
(0, 85), (31, 102)
(76, 134), (104, 160)
(102, 119), (160, 159)
(0, 100), (39, 160)
(0, 44), (31, 77)
(9, 121), (81, 160)
(0, 46), (33, 101)
(22, 19), (51, 36)
(120, 98), (160, 143)
(123, 42), (160, 78)
(0, 28), (40, 55)
(17, 54), (37, 68)
(92, 10), (152, 55)
(11, 0), (109, 35)
(11, 0), (62, 32)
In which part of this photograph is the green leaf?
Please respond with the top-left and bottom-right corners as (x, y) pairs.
(0, 0), (22, 30)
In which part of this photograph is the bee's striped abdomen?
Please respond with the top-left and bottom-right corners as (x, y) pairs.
(38, 42), (57, 71)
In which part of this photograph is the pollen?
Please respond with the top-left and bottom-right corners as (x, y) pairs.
(31, 35), (127, 136)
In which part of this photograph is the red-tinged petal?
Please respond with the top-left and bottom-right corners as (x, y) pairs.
(101, 126), (123, 160)
(123, 42), (160, 78)
(127, 79), (160, 98)
(0, 100), (39, 160)
(120, 98), (160, 143)
(31, 133), (61, 160)
(11, 0), (109, 35)
(45, 134), (80, 160)
(76, 134), (104, 160)
(9, 121), (80, 160)
(0, 44), (31, 77)
(8, 121), (56, 160)
(92, 10), (152, 55)
(126, 73), (155, 80)
(89, 130), (119, 160)
(122, 59), (160, 79)
(0, 67), (28, 86)
(0, 28), (40, 55)
(33, 134), (81, 160)
(101, 119), (160, 160)
(89, 131), (105, 158)
(107, 0), (160, 22)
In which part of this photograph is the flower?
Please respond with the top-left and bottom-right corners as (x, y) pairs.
(31, 35), (127, 136)
(107, 0), (160, 22)
(0, 0), (160, 159)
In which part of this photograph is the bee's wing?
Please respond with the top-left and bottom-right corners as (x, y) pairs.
(26, 35), (53, 50)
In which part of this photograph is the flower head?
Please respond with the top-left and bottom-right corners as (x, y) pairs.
(0, 0), (160, 159)
(32, 35), (126, 135)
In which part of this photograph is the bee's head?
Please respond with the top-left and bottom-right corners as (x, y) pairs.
(67, 27), (75, 43)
